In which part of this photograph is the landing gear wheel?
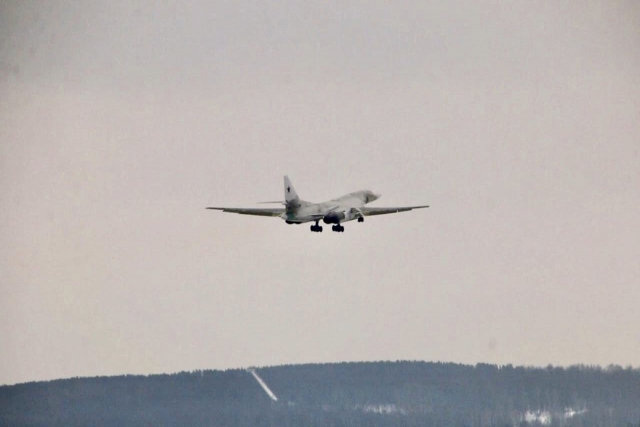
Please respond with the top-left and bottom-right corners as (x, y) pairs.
(358, 217), (364, 223)
(311, 222), (323, 233)
(332, 225), (345, 233)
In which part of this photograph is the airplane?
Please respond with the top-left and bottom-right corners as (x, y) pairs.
(206, 176), (428, 233)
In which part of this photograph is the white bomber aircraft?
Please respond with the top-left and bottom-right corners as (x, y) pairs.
(207, 176), (428, 233)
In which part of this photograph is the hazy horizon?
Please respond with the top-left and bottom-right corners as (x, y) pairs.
(1, 1), (639, 386)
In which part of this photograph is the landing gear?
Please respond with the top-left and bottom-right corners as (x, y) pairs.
(357, 217), (364, 223)
(310, 221), (323, 233)
(331, 224), (345, 233)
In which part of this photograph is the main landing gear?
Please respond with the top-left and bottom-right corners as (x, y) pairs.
(311, 220), (345, 233)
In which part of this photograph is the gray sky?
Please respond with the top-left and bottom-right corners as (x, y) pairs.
(1, 1), (639, 385)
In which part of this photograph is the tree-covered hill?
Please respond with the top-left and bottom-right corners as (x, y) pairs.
(1, 361), (639, 426)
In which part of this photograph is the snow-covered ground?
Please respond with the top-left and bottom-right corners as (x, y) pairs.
(247, 369), (278, 402)
(524, 407), (588, 425)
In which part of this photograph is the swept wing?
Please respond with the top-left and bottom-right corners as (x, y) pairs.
(361, 205), (429, 216)
(205, 207), (284, 217)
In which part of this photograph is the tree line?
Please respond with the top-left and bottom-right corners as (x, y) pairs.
(1, 362), (639, 426)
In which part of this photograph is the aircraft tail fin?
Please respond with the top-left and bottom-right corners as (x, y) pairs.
(284, 176), (299, 204)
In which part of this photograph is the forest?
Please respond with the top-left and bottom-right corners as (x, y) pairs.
(1, 361), (639, 426)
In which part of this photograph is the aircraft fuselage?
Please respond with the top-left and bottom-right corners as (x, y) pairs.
(283, 190), (378, 224)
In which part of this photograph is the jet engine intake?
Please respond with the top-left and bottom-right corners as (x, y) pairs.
(323, 211), (344, 224)
(323, 208), (362, 224)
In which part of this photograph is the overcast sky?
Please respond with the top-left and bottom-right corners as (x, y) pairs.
(1, 1), (639, 386)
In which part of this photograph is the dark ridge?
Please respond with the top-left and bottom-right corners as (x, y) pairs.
(1, 361), (639, 426)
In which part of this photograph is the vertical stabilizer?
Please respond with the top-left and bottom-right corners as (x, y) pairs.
(284, 176), (299, 204)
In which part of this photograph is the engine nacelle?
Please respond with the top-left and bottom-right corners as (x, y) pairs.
(323, 211), (344, 224)
(323, 208), (361, 224)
